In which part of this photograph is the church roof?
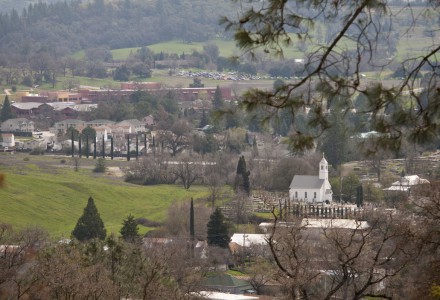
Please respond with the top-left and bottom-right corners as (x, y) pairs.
(290, 175), (325, 189)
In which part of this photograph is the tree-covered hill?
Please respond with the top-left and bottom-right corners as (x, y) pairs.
(0, 0), (60, 13)
(0, 0), (233, 61)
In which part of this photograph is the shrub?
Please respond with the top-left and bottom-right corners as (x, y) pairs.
(60, 159), (66, 164)
(136, 217), (162, 228)
(30, 148), (44, 155)
(23, 157), (30, 161)
(93, 158), (107, 173)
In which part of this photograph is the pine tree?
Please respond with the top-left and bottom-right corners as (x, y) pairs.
(0, 95), (15, 122)
(212, 85), (224, 110)
(72, 197), (106, 241)
(207, 207), (230, 248)
(120, 214), (139, 242)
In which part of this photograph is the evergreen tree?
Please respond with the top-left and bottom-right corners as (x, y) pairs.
(72, 197), (106, 241)
(235, 156), (251, 194)
(93, 158), (107, 173)
(199, 109), (209, 128)
(242, 170), (251, 195)
(120, 214), (139, 242)
(236, 156), (246, 175)
(320, 109), (349, 168)
(190, 198), (195, 240)
(212, 85), (224, 110)
(0, 96), (15, 122)
(207, 207), (230, 248)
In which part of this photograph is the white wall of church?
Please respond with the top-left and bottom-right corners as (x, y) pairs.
(290, 188), (324, 203)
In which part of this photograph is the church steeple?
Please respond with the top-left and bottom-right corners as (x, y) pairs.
(319, 153), (328, 180)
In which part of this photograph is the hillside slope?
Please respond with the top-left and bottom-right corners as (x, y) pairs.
(0, 154), (208, 238)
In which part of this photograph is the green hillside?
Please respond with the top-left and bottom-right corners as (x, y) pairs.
(0, 154), (209, 238)
(71, 39), (241, 61)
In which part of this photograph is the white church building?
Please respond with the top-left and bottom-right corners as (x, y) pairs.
(289, 155), (333, 203)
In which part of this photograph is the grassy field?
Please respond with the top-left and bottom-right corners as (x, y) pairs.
(0, 153), (209, 238)
(72, 38), (306, 61)
(112, 39), (242, 60)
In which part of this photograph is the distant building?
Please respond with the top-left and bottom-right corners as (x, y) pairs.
(383, 175), (430, 194)
(1, 133), (14, 148)
(1, 118), (34, 133)
(289, 155), (333, 203)
(120, 82), (162, 90)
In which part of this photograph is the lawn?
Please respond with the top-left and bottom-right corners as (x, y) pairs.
(0, 154), (209, 238)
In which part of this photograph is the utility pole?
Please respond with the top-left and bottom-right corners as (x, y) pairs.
(242, 233), (248, 271)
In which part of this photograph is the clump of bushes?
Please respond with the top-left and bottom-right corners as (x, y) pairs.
(30, 148), (45, 155)
(23, 157), (30, 161)
(136, 217), (162, 228)
(93, 158), (107, 173)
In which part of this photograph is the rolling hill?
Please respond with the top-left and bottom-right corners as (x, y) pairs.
(0, 153), (209, 238)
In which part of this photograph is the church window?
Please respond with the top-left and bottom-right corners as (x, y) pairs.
(305, 192), (308, 198)
(295, 191), (298, 198)
(321, 165), (323, 170)
(314, 192), (316, 198)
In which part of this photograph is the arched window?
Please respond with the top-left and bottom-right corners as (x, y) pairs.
(305, 192), (308, 198)
(314, 192), (317, 199)
(295, 191), (298, 198)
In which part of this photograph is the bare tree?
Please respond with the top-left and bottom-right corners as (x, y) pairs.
(157, 120), (192, 156)
(173, 156), (202, 190)
(206, 173), (225, 208)
(124, 154), (177, 185)
(247, 257), (277, 295)
(0, 226), (48, 299)
(165, 201), (211, 240)
(71, 157), (81, 172)
(266, 209), (424, 299)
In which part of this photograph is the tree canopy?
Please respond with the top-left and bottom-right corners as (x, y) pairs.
(72, 196), (106, 241)
(1, 96), (15, 122)
(221, 0), (440, 154)
(120, 214), (139, 242)
(207, 207), (230, 248)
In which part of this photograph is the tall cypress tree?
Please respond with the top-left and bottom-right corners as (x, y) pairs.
(72, 197), (106, 241)
(212, 85), (224, 110)
(71, 129), (75, 157)
(102, 136), (105, 158)
(0, 95), (15, 122)
(199, 109), (209, 128)
(78, 135), (82, 158)
(93, 137), (97, 159)
(110, 137), (114, 160)
(235, 156), (251, 194)
(190, 198), (195, 240)
(207, 207), (230, 248)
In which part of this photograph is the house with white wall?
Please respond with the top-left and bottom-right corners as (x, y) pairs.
(1, 118), (34, 133)
(1, 133), (15, 148)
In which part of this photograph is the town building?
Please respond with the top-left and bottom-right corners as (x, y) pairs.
(289, 155), (333, 203)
